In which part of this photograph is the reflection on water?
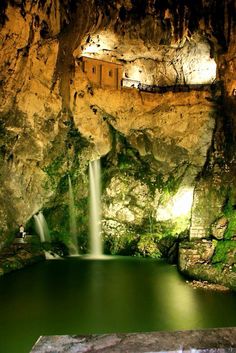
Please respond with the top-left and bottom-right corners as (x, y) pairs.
(0, 257), (236, 353)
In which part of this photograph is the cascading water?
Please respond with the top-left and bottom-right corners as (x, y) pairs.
(89, 159), (103, 257)
(38, 211), (50, 241)
(34, 211), (49, 242)
(68, 175), (78, 255)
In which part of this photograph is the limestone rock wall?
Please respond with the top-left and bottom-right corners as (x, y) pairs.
(70, 70), (215, 243)
(0, 0), (235, 260)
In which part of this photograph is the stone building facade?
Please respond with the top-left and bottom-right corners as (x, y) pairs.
(80, 56), (123, 90)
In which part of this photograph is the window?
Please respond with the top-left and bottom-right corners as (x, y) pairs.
(108, 69), (113, 77)
(92, 66), (96, 74)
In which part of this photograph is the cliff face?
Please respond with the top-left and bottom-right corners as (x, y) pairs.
(0, 0), (235, 263)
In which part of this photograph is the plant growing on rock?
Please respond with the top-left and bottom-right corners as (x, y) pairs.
(137, 234), (161, 258)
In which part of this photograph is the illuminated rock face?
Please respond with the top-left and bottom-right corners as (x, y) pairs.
(72, 81), (215, 237)
(0, 0), (235, 253)
(81, 32), (217, 86)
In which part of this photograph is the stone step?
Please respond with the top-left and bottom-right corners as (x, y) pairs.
(30, 327), (236, 353)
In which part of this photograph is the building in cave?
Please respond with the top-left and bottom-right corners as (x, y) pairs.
(80, 56), (123, 90)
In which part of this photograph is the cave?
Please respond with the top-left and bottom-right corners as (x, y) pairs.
(0, 1), (236, 352)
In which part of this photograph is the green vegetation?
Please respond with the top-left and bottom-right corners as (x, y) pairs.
(101, 126), (181, 202)
(43, 155), (65, 178)
(104, 232), (139, 256)
(137, 234), (162, 258)
(1, 258), (21, 272)
(103, 231), (178, 261)
(223, 195), (236, 240)
(212, 240), (236, 270)
(57, 174), (70, 193)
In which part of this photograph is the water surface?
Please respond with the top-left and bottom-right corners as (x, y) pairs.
(0, 257), (236, 353)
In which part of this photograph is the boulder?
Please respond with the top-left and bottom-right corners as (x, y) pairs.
(211, 217), (228, 240)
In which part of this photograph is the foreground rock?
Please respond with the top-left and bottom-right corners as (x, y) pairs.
(31, 327), (236, 353)
(186, 279), (230, 291)
(0, 243), (45, 276)
(179, 240), (236, 291)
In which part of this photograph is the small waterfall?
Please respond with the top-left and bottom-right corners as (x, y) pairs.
(34, 211), (49, 242)
(38, 211), (50, 241)
(68, 175), (78, 255)
(89, 159), (103, 256)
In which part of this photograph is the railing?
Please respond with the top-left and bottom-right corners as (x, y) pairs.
(122, 78), (140, 88)
(122, 78), (223, 93)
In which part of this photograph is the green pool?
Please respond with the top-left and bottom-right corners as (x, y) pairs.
(0, 257), (236, 353)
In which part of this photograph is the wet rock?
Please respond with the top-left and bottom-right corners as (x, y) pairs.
(179, 240), (236, 291)
(158, 236), (179, 263)
(0, 243), (45, 276)
(179, 240), (216, 270)
(211, 217), (228, 240)
(186, 279), (230, 292)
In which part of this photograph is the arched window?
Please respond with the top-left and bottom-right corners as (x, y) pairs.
(92, 66), (96, 74)
(108, 69), (113, 77)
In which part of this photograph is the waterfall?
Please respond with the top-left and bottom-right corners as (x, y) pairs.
(68, 175), (78, 255)
(89, 159), (103, 256)
(34, 211), (49, 242)
(38, 211), (50, 241)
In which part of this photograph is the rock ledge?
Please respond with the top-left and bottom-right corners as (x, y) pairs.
(31, 327), (236, 353)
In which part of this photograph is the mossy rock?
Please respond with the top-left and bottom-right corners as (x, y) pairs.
(104, 232), (139, 256)
(212, 240), (236, 270)
(218, 190), (236, 240)
(137, 233), (161, 258)
(158, 235), (179, 263)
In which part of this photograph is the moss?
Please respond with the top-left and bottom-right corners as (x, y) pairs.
(212, 240), (236, 270)
(57, 174), (69, 193)
(104, 231), (167, 259)
(223, 194), (236, 240)
(137, 233), (162, 258)
(103, 149), (179, 199)
(104, 232), (138, 256)
(224, 219), (236, 240)
(43, 155), (65, 177)
(42, 114), (89, 193)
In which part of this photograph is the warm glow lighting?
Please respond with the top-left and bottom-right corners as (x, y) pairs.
(156, 187), (194, 221)
(189, 59), (216, 84)
(171, 187), (194, 217)
(81, 31), (118, 57)
(122, 65), (143, 87)
(127, 65), (142, 82)
(184, 58), (217, 84)
(83, 43), (102, 54)
(122, 78), (140, 88)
